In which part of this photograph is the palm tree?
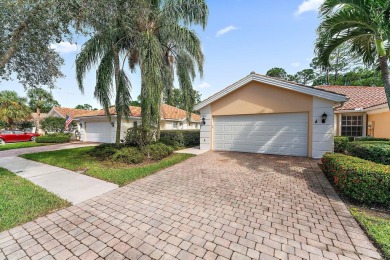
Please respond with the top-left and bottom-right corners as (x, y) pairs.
(0, 91), (31, 127)
(27, 88), (55, 132)
(129, 0), (208, 137)
(315, 0), (390, 107)
(75, 1), (138, 145)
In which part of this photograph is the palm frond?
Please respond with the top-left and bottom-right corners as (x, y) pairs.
(94, 50), (114, 118)
(116, 69), (132, 120)
(162, 0), (208, 29)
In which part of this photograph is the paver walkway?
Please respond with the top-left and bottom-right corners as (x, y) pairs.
(0, 152), (382, 260)
(174, 146), (209, 155)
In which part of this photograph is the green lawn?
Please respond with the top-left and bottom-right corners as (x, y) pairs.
(350, 208), (390, 259)
(0, 167), (69, 232)
(22, 147), (194, 186)
(0, 141), (49, 151)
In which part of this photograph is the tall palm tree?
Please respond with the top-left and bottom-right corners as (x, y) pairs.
(315, 0), (390, 107)
(129, 0), (208, 136)
(75, 1), (139, 145)
(27, 87), (55, 132)
(0, 91), (31, 127)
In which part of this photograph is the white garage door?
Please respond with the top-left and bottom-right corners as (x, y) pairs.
(86, 122), (112, 143)
(213, 113), (308, 156)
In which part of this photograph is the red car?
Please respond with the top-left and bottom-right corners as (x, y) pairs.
(0, 130), (40, 143)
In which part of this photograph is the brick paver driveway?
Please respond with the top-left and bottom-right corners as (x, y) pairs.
(0, 152), (382, 260)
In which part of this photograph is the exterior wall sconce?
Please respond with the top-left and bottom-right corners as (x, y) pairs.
(321, 113), (328, 123)
(79, 123), (83, 128)
(201, 117), (206, 125)
(111, 122), (115, 127)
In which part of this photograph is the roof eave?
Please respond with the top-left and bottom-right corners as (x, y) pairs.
(194, 74), (347, 111)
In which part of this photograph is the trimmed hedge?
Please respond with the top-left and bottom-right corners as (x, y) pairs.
(35, 134), (71, 143)
(334, 136), (349, 153)
(355, 137), (390, 142)
(321, 153), (390, 205)
(346, 141), (390, 165)
(160, 130), (200, 147)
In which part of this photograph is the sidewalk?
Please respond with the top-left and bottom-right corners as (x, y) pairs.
(0, 142), (118, 204)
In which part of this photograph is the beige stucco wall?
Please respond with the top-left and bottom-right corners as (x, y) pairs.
(208, 81), (314, 156)
(368, 111), (390, 138)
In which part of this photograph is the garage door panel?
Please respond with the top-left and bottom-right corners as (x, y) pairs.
(213, 113), (308, 156)
(86, 122), (112, 143)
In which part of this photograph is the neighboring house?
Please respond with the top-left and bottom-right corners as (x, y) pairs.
(47, 104), (200, 143)
(194, 72), (347, 159)
(315, 86), (389, 139)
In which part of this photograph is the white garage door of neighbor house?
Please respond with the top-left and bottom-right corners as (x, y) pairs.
(86, 122), (112, 143)
(213, 113), (308, 156)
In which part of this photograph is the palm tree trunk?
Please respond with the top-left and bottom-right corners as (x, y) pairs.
(378, 56), (390, 109)
(113, 46), (121, 145)
(375, 38), (390, 109)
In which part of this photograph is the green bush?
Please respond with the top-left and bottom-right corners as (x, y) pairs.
(159, 137), (181, 149)
(355, 137), (390, 142)
(124, 126), (156, 146)
(346, 141), (390, 165)
(160, 130), (200, 147)
(142, 142), (174, 160)
(334, 136), (349, 153)
(112, 147), (144, 164)
(321, 153), (390, 205)
(89, 144), (121, 159)
(35, 134), (70, 143)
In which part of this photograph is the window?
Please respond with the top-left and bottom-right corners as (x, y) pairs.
(133, 121), (138, 128)
(14, 130), (25, 134)
(173, 122), (178, 129)
(341, 115), (363, 137)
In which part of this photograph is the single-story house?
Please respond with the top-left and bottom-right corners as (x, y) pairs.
(47, 104), (200, 143)
(194, 72), (347, 158)
(315, 86), (389, 138)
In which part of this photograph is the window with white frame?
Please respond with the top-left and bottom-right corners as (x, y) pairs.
(172, 122), (178, 129)
(341, 115), (363, 137)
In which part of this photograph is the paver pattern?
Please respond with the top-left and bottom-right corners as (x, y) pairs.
(0, 152), (382, 260)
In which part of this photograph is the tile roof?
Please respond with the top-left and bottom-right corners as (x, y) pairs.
(75, 104), (200, 122)
(314, 86), (387, 110)
(52, 107), (93, 118)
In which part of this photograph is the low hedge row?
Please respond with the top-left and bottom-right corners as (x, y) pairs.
(321, 153), (390, 205)
(35, 134), (71, 143)
(160, 130), (200, 147)
(346, 141), (390, 165)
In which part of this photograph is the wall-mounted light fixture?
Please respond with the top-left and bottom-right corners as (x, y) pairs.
(111, 122), (115, 127)
(79, 123), (83, 128)
(201, 117), (206, 125)
(321, 112), (328, 124)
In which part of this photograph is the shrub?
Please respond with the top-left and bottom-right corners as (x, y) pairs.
(112, 147), (144, 164)
(159, 137), (181, 149)
(160, 130), (200, 147)
(346, 141), (390, 165)
(124, 126), (156, 146)
(321, 153), (390, 205)
(89, 144), (121, 159)
(355, 137), (390, 142)
(35, 134), (70, 143)
(334, 136), (349, 153)
(142, 142), (174, 160)
(41, 117), (76, 133)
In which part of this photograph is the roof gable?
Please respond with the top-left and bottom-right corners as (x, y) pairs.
(194, 73), (347, 110)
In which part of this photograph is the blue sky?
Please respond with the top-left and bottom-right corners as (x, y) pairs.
(0, 0), (324, 108)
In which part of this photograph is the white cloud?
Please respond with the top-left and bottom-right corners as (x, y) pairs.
(216, 26), (238, 37)
(291, 62), (301, 68)
(295, 0), (324, 16)
(197, 82), (211, 89)
(50, 42), (78, 53)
